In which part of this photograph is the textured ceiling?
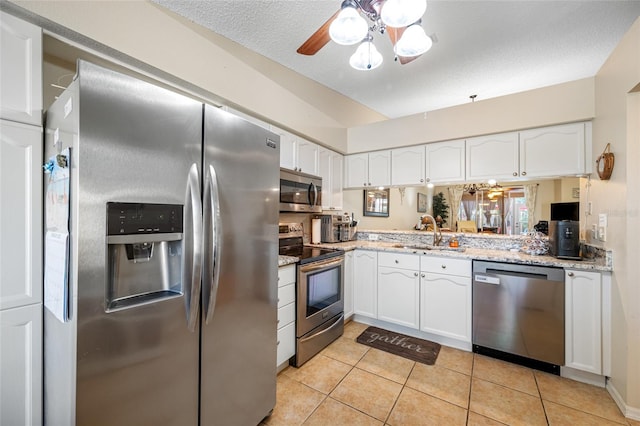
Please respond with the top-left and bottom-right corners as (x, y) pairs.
(152, 0), (640, 119)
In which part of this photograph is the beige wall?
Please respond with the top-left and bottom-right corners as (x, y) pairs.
(589, 17), (640, 412)
(11, 0), (386, 153)
(348, 78), (595, 153)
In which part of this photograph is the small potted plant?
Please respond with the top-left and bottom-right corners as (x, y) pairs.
(432, 192), (449, 227)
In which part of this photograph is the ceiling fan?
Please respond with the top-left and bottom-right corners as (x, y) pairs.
(297, 0), (432, 69)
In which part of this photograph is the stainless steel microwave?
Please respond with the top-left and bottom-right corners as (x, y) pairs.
(279, 168), (322, 213)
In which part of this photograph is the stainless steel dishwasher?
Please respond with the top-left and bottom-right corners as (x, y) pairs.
(472, 260), (565, 374)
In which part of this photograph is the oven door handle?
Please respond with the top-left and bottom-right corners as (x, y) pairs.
(299, 313), (344, 344)
(299, 256), (343, 273)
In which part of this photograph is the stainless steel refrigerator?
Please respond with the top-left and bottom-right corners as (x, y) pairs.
(43, 61), (279, 425)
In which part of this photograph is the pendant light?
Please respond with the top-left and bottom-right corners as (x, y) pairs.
(349, 35), (383, 70)
(394, 21), (432, 57)
(329, 0), (369, 45)
(381, 0), (427, 28)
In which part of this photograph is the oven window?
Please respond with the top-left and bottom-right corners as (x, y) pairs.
(306, 266), (341, 317)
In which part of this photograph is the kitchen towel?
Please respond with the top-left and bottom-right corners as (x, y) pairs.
(311, 218), (321, 244)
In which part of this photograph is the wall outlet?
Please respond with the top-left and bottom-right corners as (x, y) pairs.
(368, 234), (379, 241)
(598, 226), (607, 242)
(591, 224), (597, 240)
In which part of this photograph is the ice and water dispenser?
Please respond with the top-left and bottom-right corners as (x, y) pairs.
(106, 202), (183, 311)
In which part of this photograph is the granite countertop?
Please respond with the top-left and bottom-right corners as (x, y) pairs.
(307, 240), (612, 272)
(278, 255), (299, 267)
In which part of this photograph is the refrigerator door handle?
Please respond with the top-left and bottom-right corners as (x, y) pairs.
(203, 164), (222, 324)
(182, 163), (203, 331)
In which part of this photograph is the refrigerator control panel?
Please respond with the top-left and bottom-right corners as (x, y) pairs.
(107, 202), (183, 235)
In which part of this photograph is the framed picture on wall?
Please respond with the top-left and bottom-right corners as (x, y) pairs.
(417, 192), (427, 213)
(363, 188), (390, 217)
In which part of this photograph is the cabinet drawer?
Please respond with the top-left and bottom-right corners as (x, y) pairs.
(420, 256), (471, 277)
(277, 322), (296, 366)
(278, 302), (295, 329)
(378, 251), (420, 270)
(278, 283), (295, 308)
(278, 265), (296, 287)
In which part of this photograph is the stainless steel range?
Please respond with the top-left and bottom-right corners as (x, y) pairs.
(279, 223), (344, 367)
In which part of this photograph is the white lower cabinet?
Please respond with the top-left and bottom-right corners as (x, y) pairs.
(377, 252), (420, 329)
(0, 303), (42, 426)
(419, 257), (472, 342)
(343, 251), (354, 319)
(277, 265), (296, 366)
(353, 250), (377, 318)
(378, 267), (420, 329)
(565, 269), (602, 374)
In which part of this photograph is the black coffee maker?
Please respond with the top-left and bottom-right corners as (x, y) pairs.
(549, 220), (581, 259)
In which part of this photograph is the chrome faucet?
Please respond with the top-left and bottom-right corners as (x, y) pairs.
(420, 214), (442, 246)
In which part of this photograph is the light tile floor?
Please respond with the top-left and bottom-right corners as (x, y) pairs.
(264, 321), (634, 426)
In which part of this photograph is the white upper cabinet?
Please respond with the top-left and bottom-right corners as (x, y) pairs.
(275, 127), (297, 170)
(318, 147), (343, 210)
(296, 138), (319, 175)
(391, 145), (425, 186)
(466, 132), (520, 180)
(272, 125), (318, 175)
(466, 123), (592, 181)
(425, 140), (466, 184)
(519, 122), (591, 177)
(368, 151), (391, 187)
(344, 153), (368, 188)
(345, 150), (391, 188)
(0, 11), (42, 126)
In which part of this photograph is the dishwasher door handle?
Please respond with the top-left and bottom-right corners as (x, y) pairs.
(475, 274), (501, 285)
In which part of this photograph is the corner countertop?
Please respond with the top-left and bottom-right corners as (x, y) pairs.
(278, 255), (299, 267)
(306, 240), (612, 272)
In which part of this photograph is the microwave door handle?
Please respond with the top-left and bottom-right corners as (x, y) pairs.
(203, 164), (222, 324)
(182, 163), (203, 332)
(309, 182), (318, 206)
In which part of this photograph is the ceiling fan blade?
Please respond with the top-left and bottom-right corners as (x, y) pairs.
(386, 25), (423, 65)
(297, 10), (340, 56)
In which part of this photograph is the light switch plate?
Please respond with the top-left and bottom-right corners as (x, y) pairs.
(598, 213), (607, 241)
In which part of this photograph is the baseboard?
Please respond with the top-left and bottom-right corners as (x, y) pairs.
(560, 366), (606, 387)
(607, 381), (640, 421)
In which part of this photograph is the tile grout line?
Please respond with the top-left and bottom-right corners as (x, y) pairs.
(532, 370), (551, 425)
(383, 361), (418, 425)
(466, 352), (476, 425)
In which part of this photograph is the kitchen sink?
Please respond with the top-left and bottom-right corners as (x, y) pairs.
(392, 244), (466, 252)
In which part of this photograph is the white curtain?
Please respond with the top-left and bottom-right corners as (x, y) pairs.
(448, 185), (465, 231)
(524, 184), (538, 232)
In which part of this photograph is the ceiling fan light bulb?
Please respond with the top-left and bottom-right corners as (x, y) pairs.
(329, 6), (369, 45)
(349, 40), (383, 70)
(381, 0), (427, 28)
(394, 23), (432, 57)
